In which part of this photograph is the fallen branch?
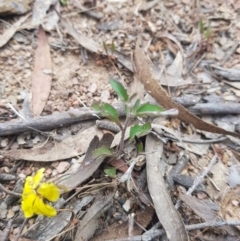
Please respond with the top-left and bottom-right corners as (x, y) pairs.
(189, 102), (240, 115)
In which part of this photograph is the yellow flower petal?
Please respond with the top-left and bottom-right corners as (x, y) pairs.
(22, 176), (34, 197)
(33, 196), (57, 217)
(33, 168), (45, 189)
(37, 183), (60, 202)
(21, 193), (36, 218)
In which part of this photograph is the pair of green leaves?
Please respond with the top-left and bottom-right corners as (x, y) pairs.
(92, 79), (164, 122)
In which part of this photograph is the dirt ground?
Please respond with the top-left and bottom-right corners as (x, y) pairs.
(1, 0), (240, 241)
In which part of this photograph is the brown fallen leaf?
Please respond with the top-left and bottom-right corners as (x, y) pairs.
(1, 126), (103, 162)
(134, 36), (240, 138)
(31, 26), (52, 116)
(145, 133), (189, 241)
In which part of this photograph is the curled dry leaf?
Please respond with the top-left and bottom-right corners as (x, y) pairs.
(134, 36), (240, 138)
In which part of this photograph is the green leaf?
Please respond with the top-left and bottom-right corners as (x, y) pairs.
(129, 123), (151, 141)
(130, 99), (141, 116)
(102, 103), (119, 123)
(136, 103), (164, 117)
(199, 19), (204, 33)
(91, 102), (101, 112)
(60, 0), (67, 5)
(103, 41), (109, 55)
(104, 167), (116, 177)
(110, 41), (115, 54)
(205, 27), (211, 40)
(128, 93), (137, 102)
(109, 79), (128, 102)
(91, 102), (119, 123)
(93, 146), (113, 158)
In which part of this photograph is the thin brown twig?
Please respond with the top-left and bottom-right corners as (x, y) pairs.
(0, 183), (21, 197)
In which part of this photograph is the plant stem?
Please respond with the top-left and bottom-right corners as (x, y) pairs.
(117, 116), (131, 156)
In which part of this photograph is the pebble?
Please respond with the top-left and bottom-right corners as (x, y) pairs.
(101, 90), (110, 102)
(72, 77), (79, 85)
(56, 161), (70, 174)
(7, 209), (14, 219)
(88, 83), (97, 93)
(12, 205), (20, 212)
(122, 198), (132, 212)
(1, 138), (8, 148)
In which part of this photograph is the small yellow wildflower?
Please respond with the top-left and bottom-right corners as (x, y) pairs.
(21, 168), (60, 218)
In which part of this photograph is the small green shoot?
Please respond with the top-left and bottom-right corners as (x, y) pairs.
(104, 167), (116, 177)
(199, 19), (204, 34)
(204, 27), (211, 40)
(60, 0), (67, 5)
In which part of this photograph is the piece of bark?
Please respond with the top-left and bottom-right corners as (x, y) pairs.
(211, 64), (240, 82)
(145, 133), (189, 241)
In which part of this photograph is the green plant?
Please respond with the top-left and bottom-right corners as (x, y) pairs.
(199, 19), (211, 40)
(60, 0), (67, 5)
(91, 79), (164, 158)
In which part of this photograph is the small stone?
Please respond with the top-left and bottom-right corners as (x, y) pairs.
(45, 168), (52, 176)
(219, 37), (227, 46)
(101, 90), (110, 102)
(122, 198), (132, 212)
(56, 161), (70, 174)
(232, 200), (239, 206)
(18, 173), (26, 179)
(1, 138), (8, 148)
(7, 209), (14, 219)
(13, 227), (20, 235)
(11, 45), (21, 51)
(52, 169), (58, 176)
(215, 48), (225, 61)
(72, 78), (79, 85)
(88, 83), (97, 93)
(12, 205), (20, 212)
(236, 47), (240, 54)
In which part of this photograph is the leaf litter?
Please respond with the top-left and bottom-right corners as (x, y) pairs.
(1, 0), (240, 241)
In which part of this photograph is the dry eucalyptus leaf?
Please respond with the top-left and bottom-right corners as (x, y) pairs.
(31, 26), (52, 116)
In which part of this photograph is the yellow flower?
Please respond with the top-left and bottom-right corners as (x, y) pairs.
(21, 168), (60, 218)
